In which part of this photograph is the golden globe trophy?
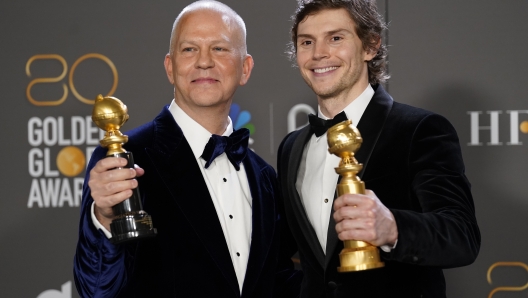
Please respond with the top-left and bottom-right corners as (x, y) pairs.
(327, 120), (384, 272)
(92, 94), (157, 244)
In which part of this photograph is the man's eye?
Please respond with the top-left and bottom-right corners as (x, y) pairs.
(182, 48), (194, 52)
(301, 40), (312, 46)
(213, 47), (225, 51)
(331, 36), (342, 41)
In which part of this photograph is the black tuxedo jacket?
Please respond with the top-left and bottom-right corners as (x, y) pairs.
(277, 85), (480, 298)
(74, 106), (300, 298)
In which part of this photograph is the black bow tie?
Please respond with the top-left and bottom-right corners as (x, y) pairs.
(308, 111), (348, 137)
(201, 128), (249, 171)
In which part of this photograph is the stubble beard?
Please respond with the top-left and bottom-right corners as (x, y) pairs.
(305, 68), (361, 101)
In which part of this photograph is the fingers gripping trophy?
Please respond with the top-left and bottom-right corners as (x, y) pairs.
(327, 120), (384, 272)
(92, 94), (157, 244)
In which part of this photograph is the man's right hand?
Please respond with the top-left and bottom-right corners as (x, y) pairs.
(88, 157), (145, 231)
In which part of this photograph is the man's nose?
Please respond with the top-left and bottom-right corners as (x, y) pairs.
(313, 42), (329, 60)
(196, 49), (215, 69)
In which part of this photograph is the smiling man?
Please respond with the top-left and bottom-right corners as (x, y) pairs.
(73, 1), (301, 297)
(277, 1), (480, 297)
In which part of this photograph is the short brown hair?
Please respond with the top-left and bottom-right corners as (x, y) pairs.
(287, 0), (389, 85)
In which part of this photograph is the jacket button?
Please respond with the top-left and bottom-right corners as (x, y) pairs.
(327, 281), (337, 290)
(412, 256), (419, 262)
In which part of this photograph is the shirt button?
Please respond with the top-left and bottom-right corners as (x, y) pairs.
(327, 281), (337, 290)
(229, 215), (233, 219)
(223, 178), (227, 182)
(324, 198), (329, 203)
(236, 252), (240, 257)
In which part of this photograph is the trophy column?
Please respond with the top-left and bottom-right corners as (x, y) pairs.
(327, 120), (384, 272)
(92, 94), (157, 244)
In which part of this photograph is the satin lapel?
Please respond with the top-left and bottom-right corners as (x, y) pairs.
(355, 84), (394, 175)
(239, 153), (274, 297)
(287, 126), (326, 269)
(144, 107), (239, 295)
(324, 85), (394, 270)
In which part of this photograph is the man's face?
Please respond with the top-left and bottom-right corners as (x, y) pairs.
(296, 8), (376, 100)
(164, 10), (253, 112)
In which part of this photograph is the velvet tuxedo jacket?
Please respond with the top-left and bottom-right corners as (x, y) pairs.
(74, 106), (300, 298)
(277, 85), (480, 298)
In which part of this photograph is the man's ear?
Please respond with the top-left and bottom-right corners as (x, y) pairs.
(164, 54), (174, 84)
(239, 54), (254, 86)
(365, 36), (381, 62)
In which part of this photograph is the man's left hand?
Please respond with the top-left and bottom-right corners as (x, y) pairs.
(333, 190), (398, 247)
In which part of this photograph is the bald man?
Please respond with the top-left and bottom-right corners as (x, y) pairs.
(73, 1), (301, 297)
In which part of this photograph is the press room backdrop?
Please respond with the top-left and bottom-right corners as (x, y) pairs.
(1, 1), (527, 297)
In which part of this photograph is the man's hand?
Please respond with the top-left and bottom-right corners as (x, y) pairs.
(333, 190), (398, 247)
(88, 157), (145, 230)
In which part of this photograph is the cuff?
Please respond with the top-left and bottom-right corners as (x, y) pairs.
(91, 202), (112, 239)
(380, 239), (398, 253)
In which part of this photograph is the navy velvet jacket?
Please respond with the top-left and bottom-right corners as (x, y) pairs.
(74, 106), (301, 298)
(277, 85), (480, 298)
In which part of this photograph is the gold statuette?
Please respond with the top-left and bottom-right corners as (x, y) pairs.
(327, 120), (384, 272)
(92, 94), (157, 244)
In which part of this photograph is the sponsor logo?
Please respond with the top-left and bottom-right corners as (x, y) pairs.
(229, 103), (255, 147)
(487, 262), (528, 297)
(26, 53), (117, 208)
(468, 110), (528, 146)
(287, 103), (315, 133)
(37, 281), (71, 298)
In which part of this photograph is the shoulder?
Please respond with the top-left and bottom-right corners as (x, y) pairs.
(390, 102), (455, 133)
(123, 105), (174, 150)
(246, 150), (276, 176)
(124, 121), (157, 148)
(88, 109), (166, 166)
(278, 126), (309, 156)
(391, 102), (434, 121)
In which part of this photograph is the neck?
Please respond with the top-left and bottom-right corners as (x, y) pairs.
(175, 100), (230, 135)
(318, 78), (369, 119)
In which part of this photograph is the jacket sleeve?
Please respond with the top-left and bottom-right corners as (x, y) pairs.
(383, 114), (481, 268)
(73, 147), (129, 298)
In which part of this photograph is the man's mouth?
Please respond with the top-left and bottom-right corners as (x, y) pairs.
(313, 66), (338, 74)
(192, 78), (218, 83)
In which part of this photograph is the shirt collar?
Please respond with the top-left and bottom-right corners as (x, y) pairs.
(168, 100), (233, 160)
(317, 84), (374, 127)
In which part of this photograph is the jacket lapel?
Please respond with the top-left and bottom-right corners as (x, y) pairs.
(355, 85), (394, 175)
(144, 107), (240, 295)
(324, 84), (394, 270)
(288, 126), (326, 269)
(239, 152), (275, 297)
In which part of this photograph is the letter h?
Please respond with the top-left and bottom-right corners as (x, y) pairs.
(467, 111), (502, 146)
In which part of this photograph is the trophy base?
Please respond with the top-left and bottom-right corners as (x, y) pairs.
(337, 243), (385, 273)
(337, 262), (385, 272)
(110, 212), (157, 244)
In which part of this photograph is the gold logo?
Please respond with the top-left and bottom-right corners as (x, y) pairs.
(26, 53), (118, 106)
(521, 121), (528, 133)
(487, 262), (528, 298)
(56, 146), (86, 177)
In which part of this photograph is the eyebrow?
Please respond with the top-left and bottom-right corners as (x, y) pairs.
(179, 38), (231, 45)
(297, 28), (353, 40)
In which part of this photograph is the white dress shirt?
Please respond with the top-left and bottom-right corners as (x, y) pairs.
(296, 85), (374, 254)
(92, 101), (252, 292)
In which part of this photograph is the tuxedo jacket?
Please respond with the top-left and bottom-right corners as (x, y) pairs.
(74, 106), (301, 298)
(277, 85), (480, 298)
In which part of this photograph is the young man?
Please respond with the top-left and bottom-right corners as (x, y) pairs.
(74, 1), (300, 297)
(278, 1), (480, 297)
